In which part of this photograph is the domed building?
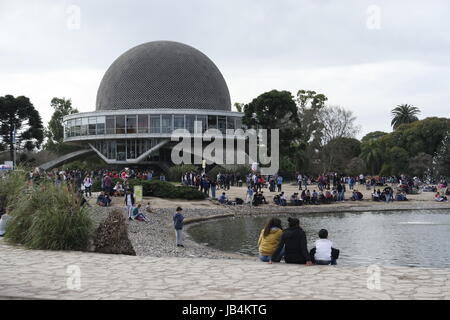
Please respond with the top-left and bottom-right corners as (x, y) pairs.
(62, 41), (243, 168)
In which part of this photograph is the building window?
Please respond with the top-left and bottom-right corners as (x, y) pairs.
(106, 116), (115, 134)
(88, 117), (97, 135)
(96, 116), (105, 135)
(235, 118), (242, 130)
(116, 141), (126, 160)
(196, 115), (207, 133)
(80, 117), (88, 136)
(150, 115), (161, 133)
(138, 114), (149, 134)
(127, 140), (136, 159)
(218, 116), (226, 134)
(186, 115), (196, 133)
(208, 115), (217, 129)
(174, 115), (185, 130)
(126, 115), (137, 134)
(116, 115), (125, 134)
(161, 115), (172, 133)
(227, 117), (235, 131)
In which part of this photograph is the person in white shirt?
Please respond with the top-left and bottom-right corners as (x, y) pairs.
(313, 229), (337, 265)
(83, 175), (93, 197)
(0, 213), (11, 236)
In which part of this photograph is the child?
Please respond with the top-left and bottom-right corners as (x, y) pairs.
(173, 207), (185, 247)
(145, 201), (153, 214)
(310, 229), (338, 265)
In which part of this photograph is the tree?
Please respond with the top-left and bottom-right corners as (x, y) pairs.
(44, 97), (78, 153)
(320, 137), (361, 173)
(295, 90), (328, 147)
(360, 139), (384, 175)
(318, 105), (360, 145)
(361, 131), (388, 143)
(387, 146), (409, 175)
(345, 157), (367, 176)
(408, 152), (433, 178)
(391, 104), (420, 130)
(0, 95), (44, 161)
(434, 132), (450, 179)
(233, 102), (244, 113)
(242, 90), (299, 155)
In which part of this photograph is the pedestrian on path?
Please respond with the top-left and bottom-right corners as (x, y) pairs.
(173, 207), (185, 247)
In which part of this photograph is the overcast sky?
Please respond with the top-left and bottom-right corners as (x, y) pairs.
(1, 0), (449, 138)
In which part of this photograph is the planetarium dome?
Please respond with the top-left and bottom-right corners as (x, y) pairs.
(96, 41), (231, 111)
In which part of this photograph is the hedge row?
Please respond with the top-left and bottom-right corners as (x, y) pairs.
(93, 178), (206, 200)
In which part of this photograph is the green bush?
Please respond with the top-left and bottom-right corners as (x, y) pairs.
(5, 183), (93, 251)
(92, 178), (206, 200)
(0, 169), (27, 213)
(167, 164), (199, 182)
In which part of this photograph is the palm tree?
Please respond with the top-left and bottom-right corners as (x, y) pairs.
(360, 140), (384, 175)
(391, 104), (421, 129)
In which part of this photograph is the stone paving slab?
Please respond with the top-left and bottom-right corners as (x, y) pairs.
(1, 242), (449, 300)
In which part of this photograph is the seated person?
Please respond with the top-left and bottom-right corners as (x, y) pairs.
(318, 191), (325, 204)
(311, 190), (319, 205)
(309, 229), (339, 265)
(113, 182), (124, 197)
(434, 192), (448, 202)
(131, 204), (148, 221)
(280, 192), (287, 206)
(395, 191), (408, 201)
(219, 192), (228, 204)
(372, 189), (380, 201)
(324, 190), (333, 203)
(96, 191), (111, 207)
(290, 193), (302, 206)
(351, 190), (363, 201)
(253, 191), (267, 206)
(145, 201), (153, 214)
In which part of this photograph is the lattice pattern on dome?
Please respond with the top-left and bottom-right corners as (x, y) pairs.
(96, 41), (231, 111)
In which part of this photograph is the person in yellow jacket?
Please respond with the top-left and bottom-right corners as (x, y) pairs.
(257, 218), (283, 262)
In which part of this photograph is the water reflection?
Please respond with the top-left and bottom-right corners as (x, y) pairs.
(187, 209), (450, 268)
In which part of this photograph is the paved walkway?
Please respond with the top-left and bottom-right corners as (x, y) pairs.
(1, 242), (449, 300)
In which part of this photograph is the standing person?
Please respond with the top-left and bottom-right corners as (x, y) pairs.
(124, 189), (135, 220)
(297, 174), (302, 190)
(210, 179), (217, 199)
(246, 186), (254, 206)
(103, 174), (112, 196)
(277, 175), (283, 192)
(271, 217), (312, 265)
(257, 218), (283, 262)
(83, 175), (93, 197)
(173, 207), (184, 247)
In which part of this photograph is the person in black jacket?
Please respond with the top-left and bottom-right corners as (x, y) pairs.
(271, 217), (312, 265)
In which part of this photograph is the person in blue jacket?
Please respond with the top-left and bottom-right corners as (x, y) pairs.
(173, 207), (185, 247)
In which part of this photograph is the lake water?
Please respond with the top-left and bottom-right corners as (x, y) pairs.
(187, 209), (450, 268)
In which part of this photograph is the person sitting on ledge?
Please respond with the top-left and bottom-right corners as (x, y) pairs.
(434, 192), (448, 202)
(96, 191), (111, 207)
(279, 192), (287, 206)
(395, 191), (408, 201)
(290, 193), (302, 206)
(351, 190), (363, 201)
(219, 192), (229, 204)
(271, 217), (312, 265)
(309, 229), (339, 265)
(257, 218), (283, 263)
(311, 190), (319, 205)
(324, 190), (334, 204)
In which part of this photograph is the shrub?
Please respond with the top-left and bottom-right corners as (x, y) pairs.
(93, 178), (206, 200)
(93, 209), (136, 255)
(167, 164), (199, 182)
(5, 183), (93, 251)
(0, 169), (27, 213)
